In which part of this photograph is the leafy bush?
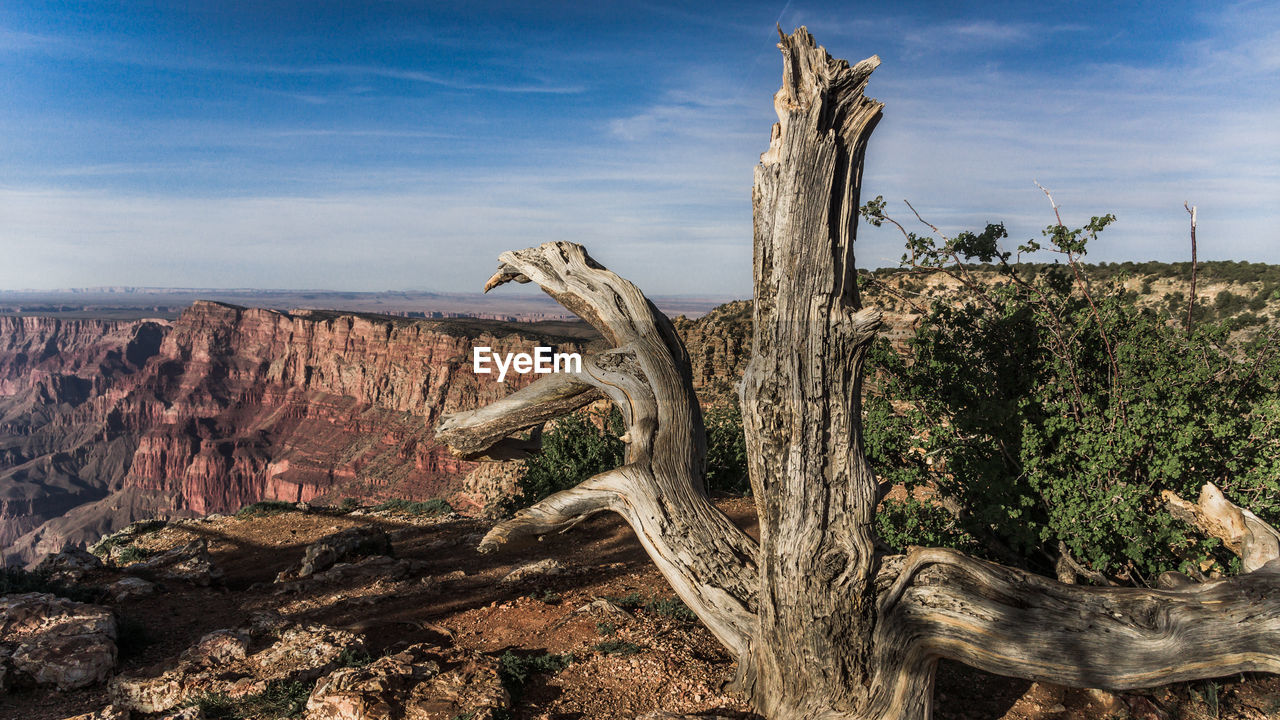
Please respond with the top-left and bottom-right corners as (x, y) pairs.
(188, 679), (313, 719)
(511, 408), (625, 510)
(861, 197), (1280, 584)
(334, 647), (373, 668)
(497, 650), (573, 702)
(645, 596), (697, 622)
(372, 498), (453, 516)
(593, 639), (642, 655)
(114, 545), (156, 565)
(511, 399), (750, 509)
(604, 591), (643, 610)
(704, 400), (749, 495)
(235, 500), (298, 518)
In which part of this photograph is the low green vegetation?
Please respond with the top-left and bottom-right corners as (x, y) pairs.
(603, 591), (696, 622)
(511, 401), (751, 511)
(604, 591), (643, 610)
(187, 678), (313, 719)
(860, 197), (1280, 584)
(497, 650), (574, 703)
(703, 400), (749, 495)
(113, 545), (156, 565)
(235, 500), (298, 519)
(509, 409), (626, 510)
(592, 639), (642, 656)
(529, 588), (561, 604)
(333, 647), (373, 669)
(90, 519), (167, 557)
(372, 498), (453, 516)
(643, 596), (697, 622)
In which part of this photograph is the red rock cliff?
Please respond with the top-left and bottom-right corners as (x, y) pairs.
(0, 303), (592, 562)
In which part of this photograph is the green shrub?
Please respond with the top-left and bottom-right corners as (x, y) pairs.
(644, 596), (697, 622)
(511, 409), (625, 510)
(593, 639), (642, 655)
(235, 500), (298, 519)
(239, 679), (313, 718)
(604, 591), (643, 610)
(372, 498), (453, 516)
(114, 545), (156, 565)
(497, 651), (573, 702)
(187, 678), (313, 719)
(334, 647), (373, 668)
(704, 400), (749, 495)
(187, 692), (239, 719)
(860, 197), (1280, 584)
(874, 496), (977, 553)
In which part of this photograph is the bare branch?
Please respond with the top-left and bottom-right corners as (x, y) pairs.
(1185, 201), (1199, 334)
(881, 548), (1280, 691)
(436, 372), (603, 458)
(1164, 482), (1280, 573)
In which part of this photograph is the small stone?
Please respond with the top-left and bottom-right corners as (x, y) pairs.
(499, 559), (564, 585)
(180, 629), (250, 667)
(108, 576), (157, 601)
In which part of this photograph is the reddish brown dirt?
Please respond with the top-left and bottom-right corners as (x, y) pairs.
(5, 498), (1278, 720)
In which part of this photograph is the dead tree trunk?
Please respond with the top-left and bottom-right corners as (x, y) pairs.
(437, 27), (1280, 720)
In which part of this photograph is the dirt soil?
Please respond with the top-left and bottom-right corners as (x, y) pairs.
(5, 497), (1278, 720)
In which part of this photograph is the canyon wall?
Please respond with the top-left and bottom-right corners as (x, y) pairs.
(0, 303), (595, 563)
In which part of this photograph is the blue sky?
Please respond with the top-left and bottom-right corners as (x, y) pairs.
(1, 1), (1277, 296)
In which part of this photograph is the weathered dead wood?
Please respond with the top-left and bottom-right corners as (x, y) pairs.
(436, 27), (1280, 720)
(436, 242), (760, 656)
(1163, 482), (1280, 572)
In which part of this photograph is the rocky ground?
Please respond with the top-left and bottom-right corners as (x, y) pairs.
(3, 499), (1278, 720)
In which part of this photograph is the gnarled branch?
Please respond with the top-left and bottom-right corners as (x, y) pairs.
(436, 241), (760, 656)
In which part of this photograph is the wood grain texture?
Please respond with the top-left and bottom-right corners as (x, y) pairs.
(436, 27), (1280, 720)
(436, 242), (760, 656)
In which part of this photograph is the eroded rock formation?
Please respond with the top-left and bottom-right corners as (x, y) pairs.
(1, 302), (593, 563)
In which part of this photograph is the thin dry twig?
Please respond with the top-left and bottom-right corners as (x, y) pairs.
(1185, 202), (1199, 334)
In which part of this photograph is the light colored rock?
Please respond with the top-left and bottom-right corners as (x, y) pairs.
(159, 706), (202, 720)
(125, 539), (222, 586)
(35, 546), (104, 582)
(108, 576), (157, 601)
(246, 624), (365, 682)
(109, 664), (211, 714)
(0, 592), (117, 691)
(112, 623), (363, 713)
(578, 599), (634, 621)
(306, 644), (508, 720)
(499, 558), (564, 586)
(459, 461), (525, 516)
(180, 629), (250, 668)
